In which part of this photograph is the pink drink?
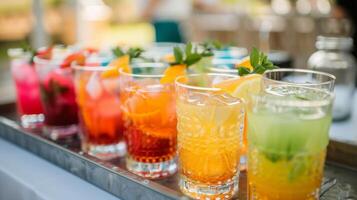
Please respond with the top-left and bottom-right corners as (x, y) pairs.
(10, 55), (44, 128)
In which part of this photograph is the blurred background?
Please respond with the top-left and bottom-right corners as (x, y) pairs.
(0, 0), (355, 104)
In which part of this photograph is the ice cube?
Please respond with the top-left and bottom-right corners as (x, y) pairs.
(101, 78), (119, 94)
(209, 94), (243, 126)
(13, 63), (34, 82)
(137, 78), (160, 88)
(186, 92), (209, 106)
(209, 93), (241, 106)
(211, 75), (229, 86)
(143, 84), (165, 92)
(86, 73), (102, 99)
(298, 107), (326, 120)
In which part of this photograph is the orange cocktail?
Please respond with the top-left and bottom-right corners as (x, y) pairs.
(74, 66), (126, 160)
(119, 63), (177, 179)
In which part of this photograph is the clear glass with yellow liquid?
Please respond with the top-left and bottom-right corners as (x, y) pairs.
(176, 74), (244, 199)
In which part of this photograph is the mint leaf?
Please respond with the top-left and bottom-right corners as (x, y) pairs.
(174, 46), (183, 64)
(185, 42), (192, 57)
(265, 152), (282, 163)
(212, 40), (223, 50)
(250, 48), (260, 67)
(238, 47), (278, 76)
(127, 47), (144, 60)
(185, 53), (201, 66)
(112, 47), (143, 61)
(112, 47), (125, 58)
(202, 40), (224, 50)
(238, 67), (251, 76)
(288, 158), (307, 181)
(169, 42), (214, 67)
(253, 65), (266, 74)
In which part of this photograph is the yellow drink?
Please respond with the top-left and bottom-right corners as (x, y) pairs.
(248, 148), (326, 200)
(176, 74), (244, 199)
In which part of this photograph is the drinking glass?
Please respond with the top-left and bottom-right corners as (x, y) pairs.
(247, 69), (335, 200)
(209, 59), (239, 74)
(119, 62), (177, 179)
(34, 56), (78, 140)
(8, 48), (44, 128)
(262, 68), (335, 92)
(176, 74), (244, 199)
(73, 66), (126, 160)
(142, 42), (184, 62)
(213, 47), (248, 60)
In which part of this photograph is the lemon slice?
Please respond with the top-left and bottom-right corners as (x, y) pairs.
(213, 74), (262, 102)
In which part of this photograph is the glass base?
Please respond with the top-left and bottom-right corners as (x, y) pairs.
(20, 114), (44, 129)
(87, 142), (126, 160)
(43, 124), (78, 140)
(179, 174), (239, 200)
(126, 156), (177, 179)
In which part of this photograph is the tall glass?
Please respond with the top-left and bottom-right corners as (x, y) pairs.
(73, 66), (126, 160)
(8, 49), (44, 128)
(34, 56), (78, 140)
(119, 63), (177, 179)
(247, 69), (335, 200)
(176, 74), (244, 199)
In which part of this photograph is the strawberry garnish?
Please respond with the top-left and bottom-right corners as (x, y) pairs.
(37, 46), (53, 60)
(60, 53), (86, 68)
(84, 47), (98, 54)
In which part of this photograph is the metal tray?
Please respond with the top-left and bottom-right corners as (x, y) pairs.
(0, 103), (356, 200)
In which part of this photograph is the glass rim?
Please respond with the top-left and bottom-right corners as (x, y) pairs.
(262, 68), (336, 87)
(175, 73), (239, 92)
(71, 65), (115, 71)
(209, 67), (238, 73)
(119, 63), (168, 78)
(147, 42), (185, 47)
(33, 55), (65, 66)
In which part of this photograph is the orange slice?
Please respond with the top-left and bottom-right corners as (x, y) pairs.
(235, 56), (253, 71)
(101, 55), (131, 78)
(160, 64), (187, 84)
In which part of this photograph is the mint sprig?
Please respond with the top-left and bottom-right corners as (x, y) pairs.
(202, 40), (224, 50)
(112, 47), (144, 61)
(237, 48), (278, 76)
(19, 42), (36, 64)
(171, 42), (213, 67)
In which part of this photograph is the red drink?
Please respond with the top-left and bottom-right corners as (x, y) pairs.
(74, 66), (126, 159)
(35, 56), (78, 139)
(39, 69), (78, 126)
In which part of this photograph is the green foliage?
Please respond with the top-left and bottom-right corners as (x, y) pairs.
(171, 42), (214, 67)
(112, 46), (144, 61)
(237, 47), (278, 76)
